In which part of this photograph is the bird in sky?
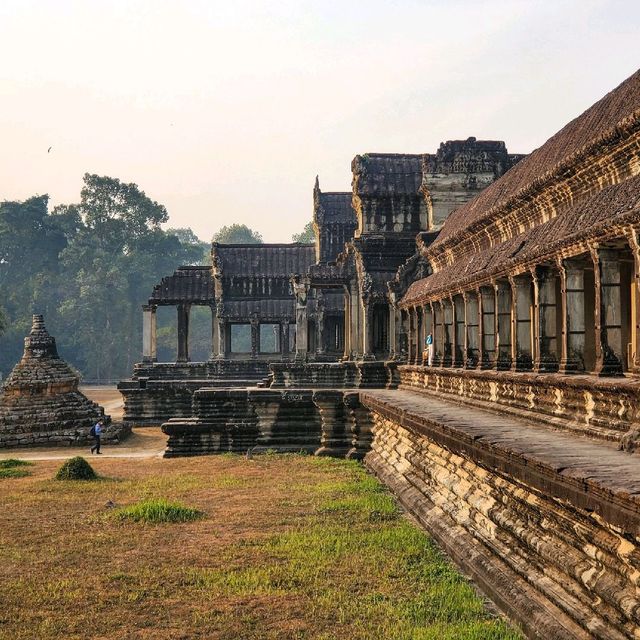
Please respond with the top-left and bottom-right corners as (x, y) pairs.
(47, 146), (52, 153)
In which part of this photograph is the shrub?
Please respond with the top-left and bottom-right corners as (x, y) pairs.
(115, 498), (202, 524)
(0, 459), (33, 479)
(55, 456), (97, 481)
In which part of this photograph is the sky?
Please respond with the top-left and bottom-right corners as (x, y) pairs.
(0, 0), (638, 243)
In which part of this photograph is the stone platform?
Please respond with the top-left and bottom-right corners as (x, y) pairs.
(361, 389), (640, 640)
(118, 360), (270, 426)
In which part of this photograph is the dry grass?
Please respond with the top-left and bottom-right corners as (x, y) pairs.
(0, 453), (522, 640)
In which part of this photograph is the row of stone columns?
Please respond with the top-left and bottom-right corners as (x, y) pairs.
(401, 244), (637, 376)
(142, 303), (294, 363)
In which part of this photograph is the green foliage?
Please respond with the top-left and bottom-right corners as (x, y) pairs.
(0, 176), (207, 380)
(212, 223), (263, 244)
(291, 220), (315, 243)
(55, 456), (97, 481)
(0, 459), (33, 479)
(114, 498), (202, 523)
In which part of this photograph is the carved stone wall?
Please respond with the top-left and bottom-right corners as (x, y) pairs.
(362, 390), (640, 640)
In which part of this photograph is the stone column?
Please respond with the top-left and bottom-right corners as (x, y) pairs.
(142, 304), (157, 363)
(433, 301), (444, 367)
(557, 259), (587, 373)
(626, 227), (640, 373)
(388, 301), (397, 360)
(350, 284), (362, 359)
(362, 299), (374, 360)
(414, 306), (423, 365)
(408, 307), (416, 364)
(342, 288), (352, 360)
(532, 265), (559, 372)
(317, 308), (326, 356)
(281, 321), (290, 360)
(494, 280), (512, 370)
(442, 298), (453, 367)
(250, 315), (259, 359)
(479, 286), (495, 369)
(293, 279), (310, 361)
(453, 295), (465, 367)
(591, 246), (624, 376)
(509, 274), (533, 371)
(210, 304), (219, 360)
(216, 304), (229, 359)
(464, 291), (479, 369)
(176, 303), (190, 363)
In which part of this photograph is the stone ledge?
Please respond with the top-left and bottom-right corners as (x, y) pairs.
(360, 389), (640, 536)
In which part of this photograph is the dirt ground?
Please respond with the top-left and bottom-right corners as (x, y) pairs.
(81, 385), (125, 421)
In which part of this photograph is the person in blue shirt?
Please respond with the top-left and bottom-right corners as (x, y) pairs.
(90, 419), (104, 455)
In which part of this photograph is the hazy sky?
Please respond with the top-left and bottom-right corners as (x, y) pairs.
(0, 1), (638, 242)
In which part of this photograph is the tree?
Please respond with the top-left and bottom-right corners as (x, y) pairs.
(212, 224), (263, 244)
(292, 221), (314, 243)
(0, 176), (208, 381)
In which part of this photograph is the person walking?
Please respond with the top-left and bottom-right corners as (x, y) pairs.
(90, 419), (104, 455)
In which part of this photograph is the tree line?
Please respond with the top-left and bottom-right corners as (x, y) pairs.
(0, 175), (313, 381)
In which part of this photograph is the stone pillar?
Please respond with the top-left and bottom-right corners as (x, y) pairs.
(217, 306), (229, 359)
(532, 265), (559, 372)
(509, 274), (533, 371)
(408, 307), (416, 364)
(294, 279), (310, 361)
(433, 301), (444, 367)
(442, 298), (453, 367)
(591, 247), (624, 376)
(362, 299), (374, 360)
(342, 289), (352, 360)
(176, 303), (190, 363)
(453, 295), (465, 367)
(210, 304), (219, 360)
(415, 306), (424, 365)
(557, 259), (587, 373)
(350, 285), (362, 359)
(281, 321), (290, 360)
(422, 304), (432, 365)
(464, 291), (479, 369)
(142, 304), (157, 363)
(317, 308), (326, 356)
(626, 228), (640, 373)
(250, 315), (259, 359)
(479, 286), (495, 369)
(494, 280), (512, 370)
(388, 301), (397, 360)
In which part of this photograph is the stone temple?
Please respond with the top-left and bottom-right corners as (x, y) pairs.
(0, 315), (127, 447)
(120, 70), (640, 638)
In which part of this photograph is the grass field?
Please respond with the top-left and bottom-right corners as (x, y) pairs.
(0, 452), (522, 640)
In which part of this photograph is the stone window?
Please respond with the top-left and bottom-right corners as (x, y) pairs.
(260, 324), (280, 353)
(230, 324), (251, 353)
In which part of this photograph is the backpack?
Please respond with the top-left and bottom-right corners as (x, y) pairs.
(89, 425), (97, 437)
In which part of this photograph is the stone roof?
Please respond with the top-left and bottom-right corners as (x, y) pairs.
(403, 171), (640, 304)
(351, 153), (424, 197)
(401, 68), (640, 306)
(212, 243), (316, 277)
(150, 266), (214, 305)
(432, 69), (640, 248)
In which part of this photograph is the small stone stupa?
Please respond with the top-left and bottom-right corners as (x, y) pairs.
(0, 315), (124, 447)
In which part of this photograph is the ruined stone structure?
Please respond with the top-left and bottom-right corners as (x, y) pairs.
(148, 69), (640, 638)
(0, 315), (127, 447)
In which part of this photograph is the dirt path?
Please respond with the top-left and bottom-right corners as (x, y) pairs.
(0, 385), (168, 461)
